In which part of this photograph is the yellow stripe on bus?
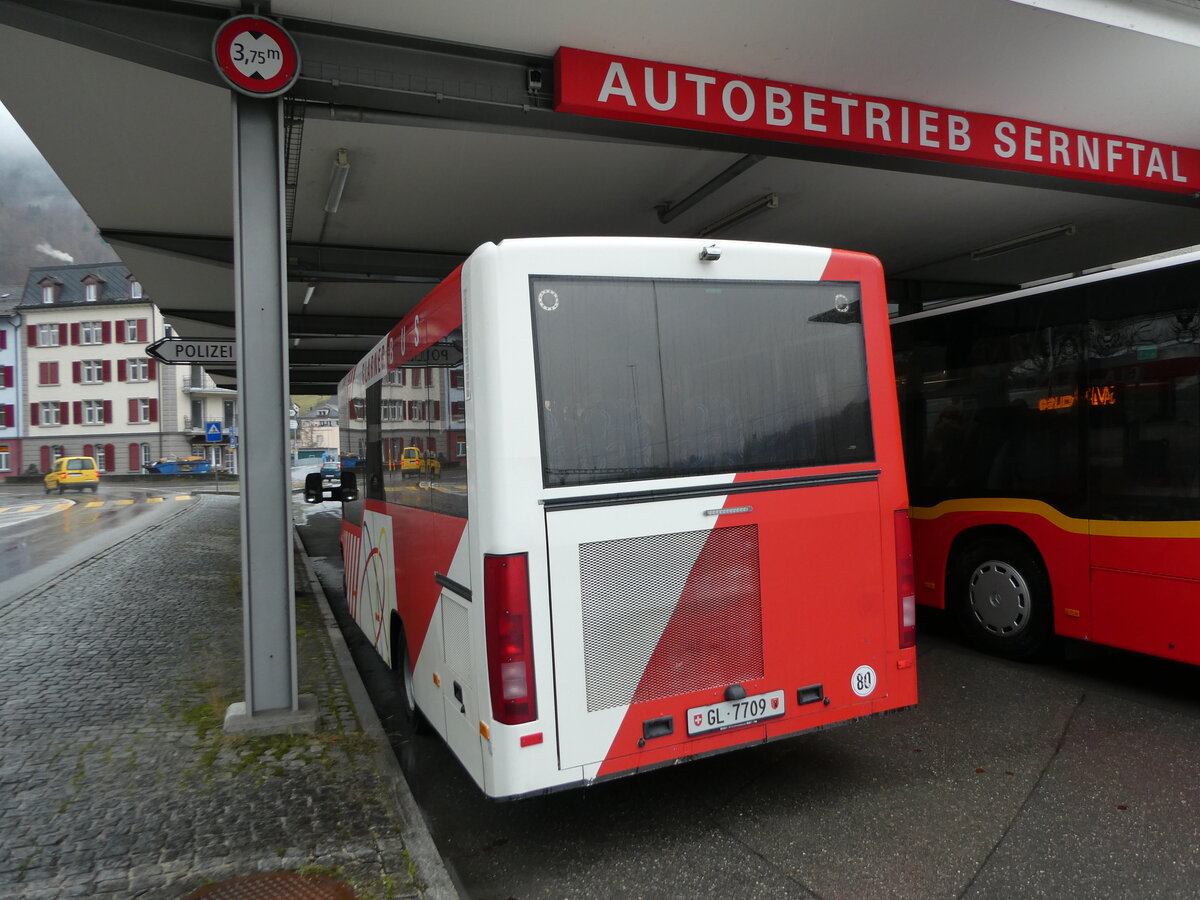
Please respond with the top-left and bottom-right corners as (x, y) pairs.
(909, 498), (1200, 539)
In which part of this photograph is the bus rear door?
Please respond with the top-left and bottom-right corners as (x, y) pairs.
(546, 473), (894, 778)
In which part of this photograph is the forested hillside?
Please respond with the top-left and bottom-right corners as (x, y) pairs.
(0, 150), (119, 286)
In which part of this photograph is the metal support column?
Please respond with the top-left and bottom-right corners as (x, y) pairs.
(223, 93), (317, 734)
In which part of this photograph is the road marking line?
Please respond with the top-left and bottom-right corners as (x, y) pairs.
(114, 499), (135, 506)
(19, 505), (42, 512)
(147, 497), (164, 503)
(85, 502), (104, 508)
(175, 495), (193, 501)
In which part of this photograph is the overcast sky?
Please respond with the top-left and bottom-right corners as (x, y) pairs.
(0, 101), (43, 161)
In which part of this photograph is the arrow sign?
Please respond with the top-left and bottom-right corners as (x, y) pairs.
(147, 338), (237, 365)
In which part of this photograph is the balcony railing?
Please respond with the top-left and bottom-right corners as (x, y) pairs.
(183, 417), (236, 434)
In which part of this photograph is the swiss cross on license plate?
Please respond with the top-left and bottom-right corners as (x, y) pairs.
(687, 689), (786, 736)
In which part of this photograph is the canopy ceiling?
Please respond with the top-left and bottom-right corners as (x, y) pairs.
(3, 0), (1200, 392)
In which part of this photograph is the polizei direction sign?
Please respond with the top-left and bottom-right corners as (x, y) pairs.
(146, 338), (238, 365)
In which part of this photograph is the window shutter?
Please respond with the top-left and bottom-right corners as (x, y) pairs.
(103, 400), (113, 424)
(27, 325), (37, 346)
(70, 323), (80, 345)
(59, 324), (68, 345)
(104, 445), (115, 472)
(0, 330), (5, 350)
(102, 321), (112, 344)
(30, 402), (38, 425)
(73, 361), (81, 383)
(118, 360), (127, 382)
(73, 401), (82, 424)
(148, 358), (157, 380)
(1, 366), (10, 388)
(51, 362), (59, 384)
(149, 399), (158, 422)
(61, 403), (70, 425)
(2, 404), (11, 427)
(128, 398), (138, 423)
(115, 321), (125, 343)
(83, 443), (94, 458)
(129, 444), (141, 471)
(433, 401), (441, 420)
(137, 320), (148, 342)
(40, 445), (50, 471)
(102, 360), (111, 382)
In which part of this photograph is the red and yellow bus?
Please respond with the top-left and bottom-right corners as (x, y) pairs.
(892, 250), (1200, 663)
(331, 237), (916, 798)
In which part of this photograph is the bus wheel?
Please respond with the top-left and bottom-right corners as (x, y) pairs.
(950, 537), (1053, 661)
(393, 626), (432, 734)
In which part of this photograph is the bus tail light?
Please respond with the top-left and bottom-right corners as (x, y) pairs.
(484, 552), (537, 725)
(895, 510), (917, 649)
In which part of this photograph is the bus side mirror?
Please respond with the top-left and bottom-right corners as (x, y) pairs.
(304, 472), (325, 504)
(334, 471), (358, 502)
(304, 470), (359, 504)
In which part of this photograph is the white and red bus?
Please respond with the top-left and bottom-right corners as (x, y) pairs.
(892, 250), (1200, 663)
(331, 237), (916, 798)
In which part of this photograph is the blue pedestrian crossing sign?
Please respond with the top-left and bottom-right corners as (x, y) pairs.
(205, 422), (223, 443)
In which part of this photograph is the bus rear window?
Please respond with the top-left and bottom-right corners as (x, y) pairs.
(531, 276), (874, 487)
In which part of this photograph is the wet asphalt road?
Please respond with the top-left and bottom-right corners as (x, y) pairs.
(295, 507), (1200, 900)
(0, 482), (203, 603)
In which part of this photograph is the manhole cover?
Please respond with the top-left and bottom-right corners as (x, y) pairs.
(183, 871), (356, 899)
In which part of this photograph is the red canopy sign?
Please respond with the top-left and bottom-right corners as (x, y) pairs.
(554, 47), (1200, 195)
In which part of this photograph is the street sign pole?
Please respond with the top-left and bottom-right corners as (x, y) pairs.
(213, 14), (314, 735)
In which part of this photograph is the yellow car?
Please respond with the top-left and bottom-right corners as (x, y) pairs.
(44, 456), (100, 494)
(399, 446), (442, 479)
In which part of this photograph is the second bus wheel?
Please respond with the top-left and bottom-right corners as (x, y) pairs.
(949, 536), (1053, 661)
(391, 624), (432, 734)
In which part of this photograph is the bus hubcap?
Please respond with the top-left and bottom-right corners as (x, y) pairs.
(968, 560), (1030, 636)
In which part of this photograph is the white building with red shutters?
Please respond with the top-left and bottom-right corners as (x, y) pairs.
(13, 262), (238, 477)
(0, 286), (21, 476)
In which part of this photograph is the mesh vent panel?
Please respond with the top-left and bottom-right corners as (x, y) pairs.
(441, 600), (472, 679)
(579, 525), (763, 712)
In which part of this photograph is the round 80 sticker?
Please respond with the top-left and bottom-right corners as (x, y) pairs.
(851, 664), (877, 697)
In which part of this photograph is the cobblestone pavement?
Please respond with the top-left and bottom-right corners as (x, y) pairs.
(0, 493), (452, 899)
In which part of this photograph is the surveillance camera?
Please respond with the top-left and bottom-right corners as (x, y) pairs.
(527, 69), (543, 92)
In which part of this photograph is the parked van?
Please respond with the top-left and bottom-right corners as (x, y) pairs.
(44, 457), (100, 494)
(398, 446), (441, 478)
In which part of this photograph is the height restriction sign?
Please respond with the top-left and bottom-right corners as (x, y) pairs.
(212, 15), (300, 98)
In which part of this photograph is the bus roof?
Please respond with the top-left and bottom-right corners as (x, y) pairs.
(891, 244), (1200, 325)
